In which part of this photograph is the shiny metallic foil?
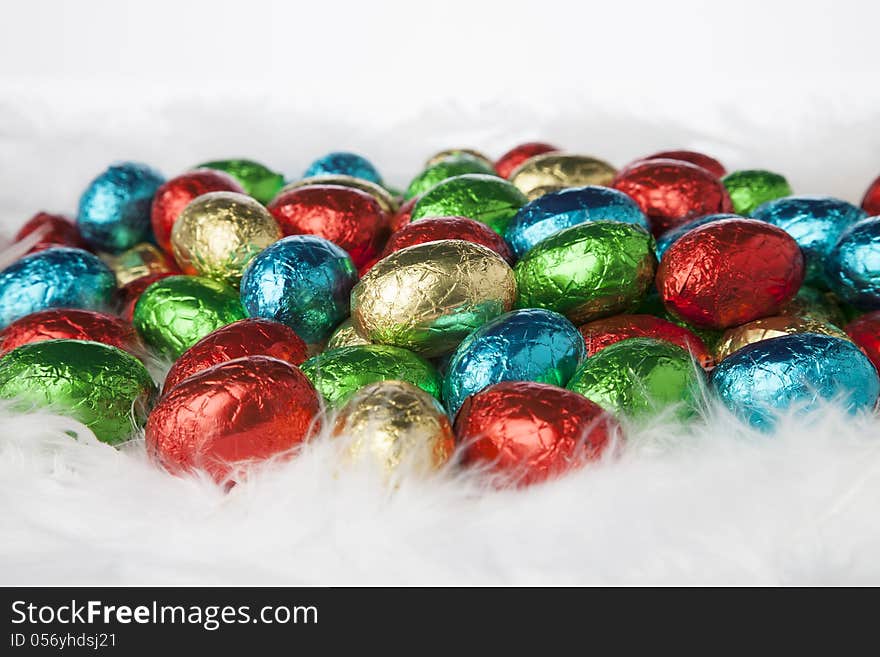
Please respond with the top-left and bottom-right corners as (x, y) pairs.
(352, 240), (517, 357)
(300, 344), (441, 407)
(494, 142), (558, 180)
(721, 169), (791, 215)
(657, 219), (804, 329)
(115, 273), (176, 322)
(304, 152), (383, 185)
(163, 318), (309, 393)
(409, 174), (527, 236)
(778, 285), (847, 326)
(863, 176), (880, 215)
(133, 275), (246, 359)
(508, 153), (617, 200)
(611, 159), (732, 236)
(196, 159), (285, 205)
(405, 154), (497, 200)
(711, 333), (879, 430)
(826, 217), (880, 310)
(0, 309), (141, 357)
(15, 212), (86, 254)
(380, 216), (514, 265)
(629, 150), (726, 178)
(279, 175), (399, 214)
(146, 356), (321, 482)
(101, 242), (179, 286)
(0, 247), (117, 330)
(454, 380), (619, 487)
(514, 221), (655, 325)
(655, 213), (740, 260)
(567, 337), (703, 420)
(332, 380), (455, 476)
(424, 148), (494, 170)
(171, 192), (281, 285)
(846, 310), (880, 371)
(326, 318), (371, 350)
(0, 339), (155, 445)
(443, 308), (585, 417)
(714, 315), (849, 362)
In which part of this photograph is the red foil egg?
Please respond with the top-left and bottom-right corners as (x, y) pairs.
(379, 216), (514, 265)
(0, 308), (141, 356)
(389, 196), (418, 234)
(267, 185), (390, 269)
(657, 218), (804, 329)
(146, 356), (321, 482)
(15, 212), (87, 253)
(578, 313), (713, 368)
(862, 176), (880, 216)
(163, 318), (309, 393)
(495, 142), (559, 179)
(150, 169), (245, 254)
(612, 159), (733, 236)
(635, 150), (726, 178)
(454, 381), (619, 487)
(115, 273), (178, 322)
(845, 311), (880, 371)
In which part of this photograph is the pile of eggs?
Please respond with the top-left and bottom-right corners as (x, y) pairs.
(2, 145), (880, 487)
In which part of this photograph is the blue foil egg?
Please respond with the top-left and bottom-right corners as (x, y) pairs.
(240, 235), (357, 344)
(504, 186), (649, 258)
(752, 195), (866, 286)
(0, 247), (116, 329)
(77, 161), (165, 253)
(826, 216), (880, 309)
(711, 333), (879, 429)
(655, 213), (740, 259)
(303, 152), (382, 185)
(442, 308), (585, 416)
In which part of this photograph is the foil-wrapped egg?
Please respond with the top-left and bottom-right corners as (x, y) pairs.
(100, 242), (180, 286)
(170, 191), (281, 284)
(714, 315), (849, 361)
(657, 219), (804, 329)
(494, 142), (559, 180)
(14, 212), (86, 254)
(514, 221), (655, 325)
(163, 318), (308, 393)
(778, 285), (847, 326)
(711, 333), (879, 429)
(405, 154), (497, 200)
(0, 247), (116, 329)
(826, 217), (880, 310)
(77, 161), (165, 253)
(721, 169), (792, 215)
(846, 311), (880, 371)
(567, 337), (703, 420)
(327, 318), (371, 349)
(150, 169), (244, 254)
(379, 216), (514, 265)
(351, 240), (517, 358)
(195, 158), (284, 205)
(278, 175), (398, 215)
(508, 153), (617, 200)
(409, 174), (527, 236)
(612, 159), (732, 236)
(300, 344), (441, 407)
(0, 309), (141, 357)
(303, 151), (383, 185)
(443, 308), (585, 417)
(390, 197), (418, 234)
(0, 339), (155, 444)
(454, 381), (619, 487)
(752, 195), (866, 286)
(505, 186), (649, 258)
(655, 213), (740, 259)
(133, 275), (246, 359)
(578, 313), (712, 368)
(115, 273), (177, 322)
(146, 356), (321, 482)
(424, 148), (494, 169)
(862, 175), (880, 215)
(332, 380), (455, 476)
(628, 150), (727, 178)
(267, 185), (388, 270)
(240, 235), (358, 344)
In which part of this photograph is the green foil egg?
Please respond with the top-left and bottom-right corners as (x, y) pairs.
(567, 337), (702, 420)
(196, 159), (285, 205)
(133, 275), (246, 359)
(0, 339), (155, 444)
(300, 344), (441, 407)
(404, 155), (497, 200)
(721, 169), (792, 215)
(409, 174), (527, 236)
(515, 221), (656, 324)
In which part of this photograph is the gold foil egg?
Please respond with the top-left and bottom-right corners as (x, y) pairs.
(332, 380), (455, 477)
(327, 317), (371, 349)
(714, 315), (850, 361)
(351, 240), (517, 357)
(509, 153), (618, 200)
(278, 174), (399, 214)
(424, 148), (494, 170)
(100, 243), (178, 286)
(170, 191), (282, 285)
